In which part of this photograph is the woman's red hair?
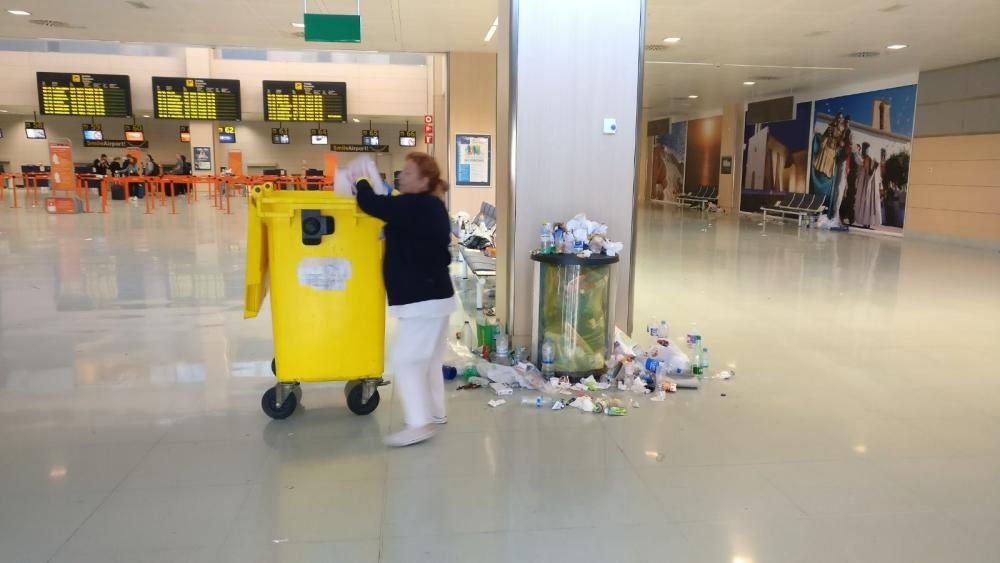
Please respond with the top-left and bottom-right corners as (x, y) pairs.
(406, 152), (449, 196)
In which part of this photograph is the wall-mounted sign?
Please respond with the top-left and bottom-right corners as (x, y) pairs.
(455, 134), (491, 187)
(263, 80), (347, 122)
(124, 123), (145, 143)
(399, 130), (417, 147)
(330, 144), (389, 153)
(721, 155), (733, 175)
(193, 146), (212, 171)
(179, 125), (190, 142)
(25, 121), (47, 139)
(271, 127), (290, 145)
(37, 72), (132, 118)
(361, 129), (380, 146)
(83, 139), (150, 149)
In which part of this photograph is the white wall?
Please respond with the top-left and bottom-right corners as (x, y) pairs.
(0, 49), (429, 118)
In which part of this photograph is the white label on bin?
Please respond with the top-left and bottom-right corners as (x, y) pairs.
(297, 258), (352, 291)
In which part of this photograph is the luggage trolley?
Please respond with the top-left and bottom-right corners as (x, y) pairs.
(245, 182), (388, 419)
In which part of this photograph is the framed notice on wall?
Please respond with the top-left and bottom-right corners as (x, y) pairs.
(193, 146), (212, 171)
(455, 134), (491, 187)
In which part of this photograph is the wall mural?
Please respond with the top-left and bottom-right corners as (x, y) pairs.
(650, 121), (687, 203)
(740, 101), (812, 214)
(809, 84), (917, 231)
(684, 116), (722, 196)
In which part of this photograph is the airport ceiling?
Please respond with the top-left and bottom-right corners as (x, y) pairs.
(1, 0), (998, 117)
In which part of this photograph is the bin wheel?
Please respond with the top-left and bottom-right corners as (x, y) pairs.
(345, 381), (380, 416)
(261, 386), (298, 420)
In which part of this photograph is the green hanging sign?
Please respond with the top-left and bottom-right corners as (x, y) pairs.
(304, 13), (361, 43)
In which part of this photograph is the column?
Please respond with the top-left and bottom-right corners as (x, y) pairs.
(496, 0), (645, 346)
(184, 47), (218, 178)
(447, 52), (498, 215)
(718, 103), (743, 210)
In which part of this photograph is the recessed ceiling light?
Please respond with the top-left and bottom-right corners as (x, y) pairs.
(887, 44), (908, 50)
(352, 118), (360, 123)
(688, 94), (699, 99)
(0, 109), (8, 113)
(7, 9), (31, 16)
(663, 37), (681, 44)
(291, 22), (305, 28)
(142, 114), (150, 118)
(743, 81), (756, 86)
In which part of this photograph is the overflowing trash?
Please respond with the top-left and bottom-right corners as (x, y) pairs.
(444, 314), (735, 416)
(537, 213), (624, 257)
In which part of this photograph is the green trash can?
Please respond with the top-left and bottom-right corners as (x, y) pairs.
(531, 252), (619, 378)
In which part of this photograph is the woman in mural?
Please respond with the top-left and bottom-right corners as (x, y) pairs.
(832, 116), (854, 222)
(853, 142), (883, 228)
(650, 143), (667, 201)
(813, 112), (843, 178)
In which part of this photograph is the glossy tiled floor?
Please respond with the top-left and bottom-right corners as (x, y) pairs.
(1, 199), (999, 562)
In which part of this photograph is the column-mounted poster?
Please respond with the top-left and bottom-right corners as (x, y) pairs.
(455, 134), (491, 187)
(193, 146), (212, 171)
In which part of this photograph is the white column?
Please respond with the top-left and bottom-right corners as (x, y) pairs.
(496, 0), (645, 346)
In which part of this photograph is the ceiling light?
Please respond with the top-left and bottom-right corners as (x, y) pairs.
(291, 22), (305, 28)
(887, 44), (908, 50)
(663, 37), (681, 44)
(688, 95), (699, 99)
(352, 118), (360, 123)
(7, 9), (31, 16)
(0, 109), (8, 113)
(484, 17), (498, 42)
(142, 114), (150, 118)
(743, 81), (756, 86)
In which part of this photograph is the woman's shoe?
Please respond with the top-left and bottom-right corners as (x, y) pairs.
(384, 425), (434, 447)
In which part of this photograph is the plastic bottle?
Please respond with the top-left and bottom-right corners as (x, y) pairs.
(541, 338), (556, 376)
(700, 346), (709, 370)
(553, 225), (565, 253)
(540, 223), (555, 254)
(646, 319), (669, 340)
(563, 230), (576, 254)
(692, 345), (704, 377)
(521, 396), (550, 408)
(461, 321), (476, 353)
(686, 326), (701, 349)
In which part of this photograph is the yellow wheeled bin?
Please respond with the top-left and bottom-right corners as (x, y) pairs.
(244, 183), (387, 419)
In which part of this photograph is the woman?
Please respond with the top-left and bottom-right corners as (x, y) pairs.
(813, 113), (843, 178)
(853, 142), (882, 228)
(143, 154), (159, 176)
(353, 153), (455, 447)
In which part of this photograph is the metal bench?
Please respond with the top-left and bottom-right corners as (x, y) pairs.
(761, 192), (827, 227)
(677, 186), (719, 210)
(458, 246), (496, 309)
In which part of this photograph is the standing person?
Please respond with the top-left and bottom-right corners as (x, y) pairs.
(109, 157), (123, 175)
(853, 142), (882, 228)
(143, 154), (160, 176)
(352, 153), (455, 447)
(96, 154), (110, 175)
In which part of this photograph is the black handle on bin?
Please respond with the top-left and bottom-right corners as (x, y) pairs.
(301, 209), (335, 246)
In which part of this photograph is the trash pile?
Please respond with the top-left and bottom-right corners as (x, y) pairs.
(444, 317), (734, 416)
(537, 214), (624, 258)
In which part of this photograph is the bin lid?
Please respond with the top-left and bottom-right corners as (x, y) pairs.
(530, 252), (620, 266)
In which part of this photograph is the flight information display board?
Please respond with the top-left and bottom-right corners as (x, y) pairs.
(37, 72), (132, 117)
(263, 80), (347, 122)
(152, 77), (242, 121)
